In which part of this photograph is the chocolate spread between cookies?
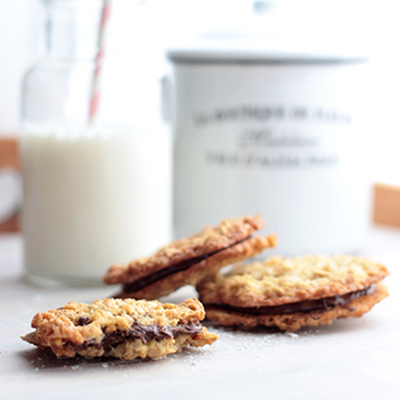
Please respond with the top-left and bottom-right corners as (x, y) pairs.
(205, 285), (375, 316)
(121, 237), (250, 294)
(75, 321), (203, 352)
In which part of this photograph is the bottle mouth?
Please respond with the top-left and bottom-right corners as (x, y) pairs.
(44, 0), (104, 60)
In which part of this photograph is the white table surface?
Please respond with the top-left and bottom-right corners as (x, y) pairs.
(1, 227), (399, 400)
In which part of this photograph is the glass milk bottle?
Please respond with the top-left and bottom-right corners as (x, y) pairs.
(20, 0), (172, 286)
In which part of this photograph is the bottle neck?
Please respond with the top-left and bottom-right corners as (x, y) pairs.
(44, 0), (104, 61)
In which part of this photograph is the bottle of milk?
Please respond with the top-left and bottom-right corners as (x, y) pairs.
(20, 0), (172, 286)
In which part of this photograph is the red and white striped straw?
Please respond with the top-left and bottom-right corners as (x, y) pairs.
(88, 0), (112, 125)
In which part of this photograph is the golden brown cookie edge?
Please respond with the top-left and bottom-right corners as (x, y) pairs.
(116, 234), (277, 300)
(103, 215), (267, 285)
(197, 255), (389, 307)
(203, 282), (389, 332)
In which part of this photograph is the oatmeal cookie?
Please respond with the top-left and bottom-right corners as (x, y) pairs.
(104, 215), (277, 300)
(197, 255), (389, 331)
(22, 298), (218, 360)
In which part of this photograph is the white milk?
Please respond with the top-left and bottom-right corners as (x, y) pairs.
(21, 128), (171, 285)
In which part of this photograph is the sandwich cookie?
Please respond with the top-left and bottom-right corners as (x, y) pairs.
(22, 298), (218, 360)
(103, 215), (277, 300)
(197, 255), (389, 332)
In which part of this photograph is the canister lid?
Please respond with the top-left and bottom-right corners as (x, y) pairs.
(167, 28), (368, 65)
(167, 31), (368, 64)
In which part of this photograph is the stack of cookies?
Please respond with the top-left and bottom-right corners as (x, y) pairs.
(103, 215), (277, 299)
(22, 215), (389, 360)
(197, 255), (388, 332)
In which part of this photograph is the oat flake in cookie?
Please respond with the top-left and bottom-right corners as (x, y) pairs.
(197, 255), (389, 332)
(21, 298), (218, 360)
(103, 215), (277, 300)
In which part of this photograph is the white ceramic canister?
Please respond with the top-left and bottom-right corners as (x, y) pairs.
(169, 47), (370, 255)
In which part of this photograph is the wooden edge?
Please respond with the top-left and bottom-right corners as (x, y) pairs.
(0, 214), (19, 233)
(0, 137), (19, 169)
(373, 182), (400, 228)
(0, 137), (20, 232)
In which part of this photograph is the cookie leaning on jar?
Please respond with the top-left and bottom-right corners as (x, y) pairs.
(103, 215), (277, 300)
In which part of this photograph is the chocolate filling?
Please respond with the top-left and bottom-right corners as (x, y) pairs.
(121, 236), (250, 294)
(75, 321), (203, 352)
(77, 316), (90, 326)
(205, 285), (375, 316)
